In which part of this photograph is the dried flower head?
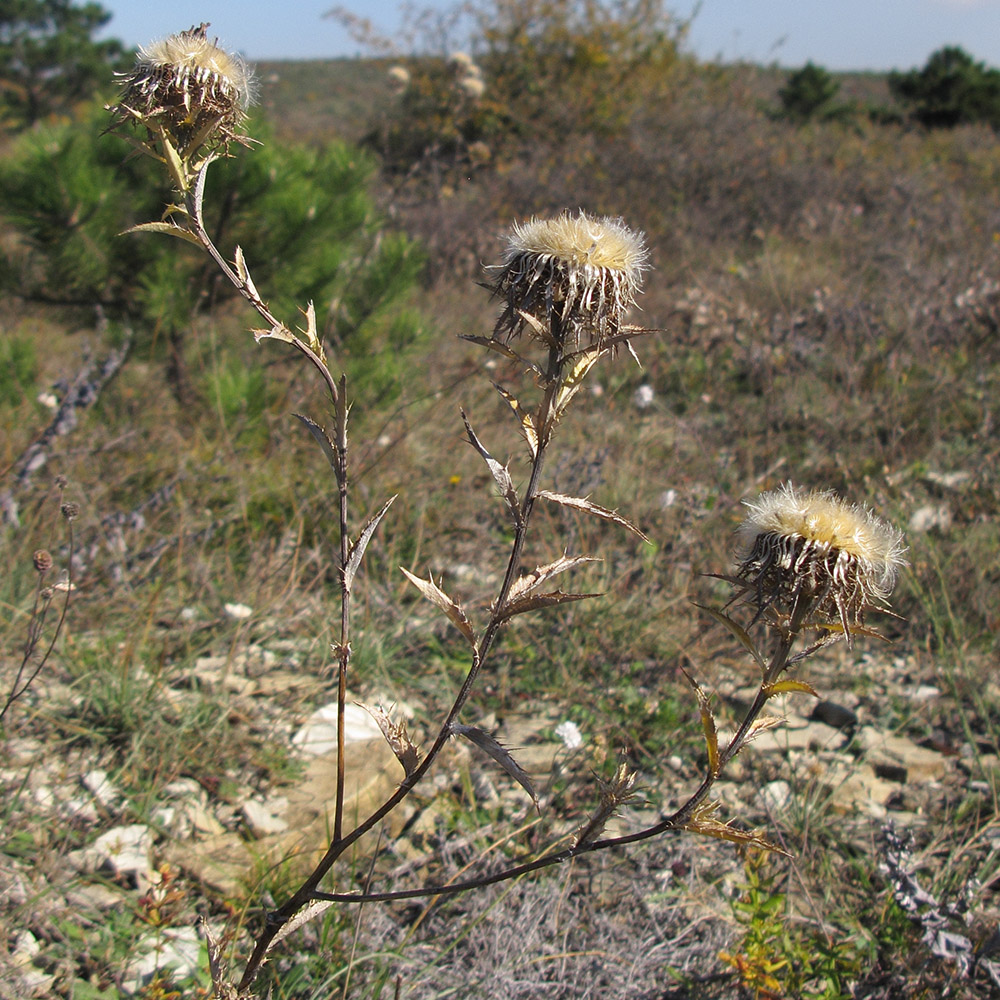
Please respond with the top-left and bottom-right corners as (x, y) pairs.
(109, 23), (254, 157)
(60, 502), (80, 521)
(488, 211), (648, 346)
(735, 482), (906, 637)
(33, 550), (53, 574)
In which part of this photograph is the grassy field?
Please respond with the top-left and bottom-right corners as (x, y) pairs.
(2, 44), (1000, 1000)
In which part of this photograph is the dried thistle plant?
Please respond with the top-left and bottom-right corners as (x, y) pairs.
(488, 211), (649, 347)
(104, 26), (906, 999)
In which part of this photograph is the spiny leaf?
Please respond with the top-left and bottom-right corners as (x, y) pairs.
(451, 724), (537, 805)
(363, 703), (420, 777)
(686, 800), (790, 856)
(553, 348), (604, 419)
(743, 715), (786, 745)
(298, 300), (326, 362)
(294, 413), (337, 471)
(535, 491), (649, 542)
(459, 336), (542, 376)
(496, 590), (601, 623)
(121, 221), (200, 245)
(400, 568), (477, 647)
(681, 667), (720, 776)
(492, 382), (538, 457)
(507, 555), (600, 603)
(461, 410), (521, 524)
(695, 604), (766, 672)
(516, 308), (557, 349)
(344, 496), (396, 592)
(253, 324), (296, 346)
(767, 678), (820, 698)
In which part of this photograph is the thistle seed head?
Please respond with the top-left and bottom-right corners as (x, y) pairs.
(109, 23), (254, 156)
(735, 482), (907, 637)
(488, 211), (648, 346)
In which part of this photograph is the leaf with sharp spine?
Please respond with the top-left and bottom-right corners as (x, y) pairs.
(681, 667), (719, 776)
(253, 324), (296, 346)
(695, 604), (766, 672)
(451, 724), (536, 805)
(400, 568), (477, 647)
(535, 491), (649, 542)
(344, 496), (396, 592)
(553, 348), (604, 419)
(294, 413), (337, 471)
(492, 383), (538, 457)
(685, 800), (789, 856)
(461, 410), (520, 524)
(363, 703), (420, 777)
(507, 555), (600, 603)
(459, 336), (542, 376)
(497, 590), (600, 622)
(767, 678), (820, 698)
(122, 221), (201, 246)
(744, 715), (786, 745)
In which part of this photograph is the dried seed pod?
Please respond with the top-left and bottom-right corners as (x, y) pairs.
(33, 550), (53, 574)
(488, 212), (648, 347)
(109, 23), (254, 157)
(735, 482), (907, 636)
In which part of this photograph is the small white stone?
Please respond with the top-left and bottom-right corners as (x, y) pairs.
(293, 702), (384, 756)
(241, 799), (289, 838)
(87, 824), (156, 880)
(123, 926), (203, 994)
(223, 602), (253, 620)
(83, 769), (121, 808)
(761, 779), (792, 814)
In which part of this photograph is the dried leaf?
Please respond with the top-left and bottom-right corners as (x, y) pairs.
(535, 491), (649, 542)
(497, 590), (601, 623)
(743, 715), (786, 745)
(459, 336), (542, 376)
(695, 604), (766, 672)
(493, 382), (538, 457)
(121, 221), (200, 246)
(681, 667), (720, 776)
(451, 724), (536, 805)
(253, 324), (296, 346)
(363, 703), (420, 776)
(767, 678), (820, 698)
(685, 800), (790, 856)
(294, 413), (337, 471)
(400, 568), (477, 647)
(461, 410), (521, 524)
(344, 496), (396, 592)
(507, 555), (600, 603)
(553, 348), (604, 419)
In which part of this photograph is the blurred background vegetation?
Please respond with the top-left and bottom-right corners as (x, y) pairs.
(2, 1), (1000, 997)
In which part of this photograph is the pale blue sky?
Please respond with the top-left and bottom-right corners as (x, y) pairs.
(97, 0), (1000, 71)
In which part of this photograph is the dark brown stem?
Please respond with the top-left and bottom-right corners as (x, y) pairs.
(237, 326), (570, 994)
